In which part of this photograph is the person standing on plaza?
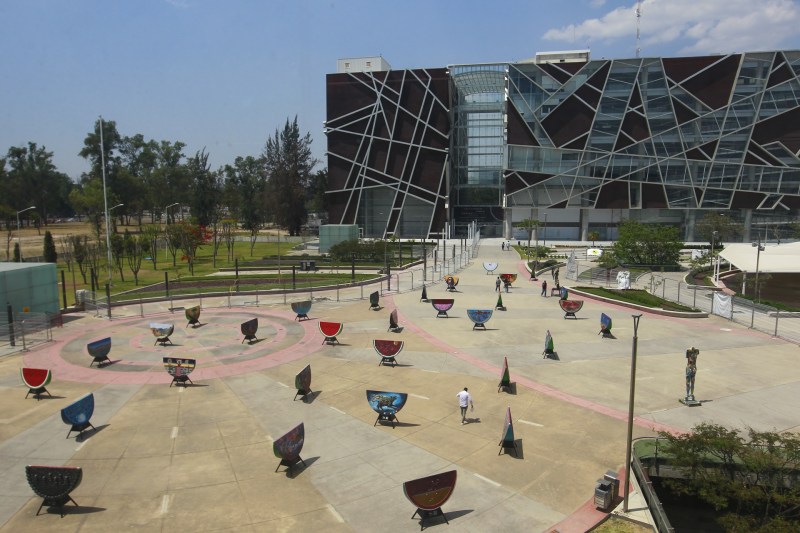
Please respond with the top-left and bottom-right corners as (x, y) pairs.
(541, 279), (548, 296)
(496, 276), (501, 292)
(456, 387), (473, 424)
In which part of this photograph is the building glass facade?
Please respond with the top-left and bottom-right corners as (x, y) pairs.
(326, 51), (800, 240)
(449, 64), (507, 236)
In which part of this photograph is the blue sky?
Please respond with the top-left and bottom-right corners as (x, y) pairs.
(2, 0), (799, 180)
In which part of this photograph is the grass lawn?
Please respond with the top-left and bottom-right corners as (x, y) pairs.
(575, 287), (698, 312)
(591, 517), (653, 532)
(110, 273), (378, 302)
(36, 225), (393, 305)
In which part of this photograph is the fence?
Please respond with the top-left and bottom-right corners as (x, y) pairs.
(56, 238), (480, 323)
(565, 254), (800, 345)
(0, 312), (56, 357)
(646, 274), (800, 345)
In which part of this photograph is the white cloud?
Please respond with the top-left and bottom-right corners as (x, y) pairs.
(543, 0), (800, 55)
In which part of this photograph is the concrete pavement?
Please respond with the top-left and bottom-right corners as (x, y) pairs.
(1, 238), (799, 531)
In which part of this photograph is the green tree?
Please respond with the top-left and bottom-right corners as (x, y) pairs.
(79, 119), (122, 177)
(57, 235), (73, 272)
(140, 225), (161, 270)
(512, 218), (540, 254)
(187, 149), (220, 227)
(588, 231), (600, 246)
(110, 233), (125, 282)
(695, 213), (742, 245)
(43, 230), (57, 263)
(174, 222), (211, 275)
(224, 156), (266, 255)
(187, 149), (228, 268)
(612, 220), (683, 266)
(660, 423), (800, 531)
(790, 220), (800, 239)
(13, 242), (21, 262)
(164, 223), (182, 267)
(123, 229), (145, 285)
(69, 235), (89, 283)
(307, 167), (328, 213)
(68, 179), (117, 242)
(6, 143), (72, 225)
(118, 134), (160, 224)
(263, 116), (317, 236)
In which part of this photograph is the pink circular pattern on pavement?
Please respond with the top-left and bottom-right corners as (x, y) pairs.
(24, 308), (324, 385)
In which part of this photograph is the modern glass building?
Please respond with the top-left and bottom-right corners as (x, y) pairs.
(325, 51), (800, 241)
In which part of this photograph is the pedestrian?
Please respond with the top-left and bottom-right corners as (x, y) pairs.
(504, 279), (509, 293)
(541, 279), (548, 296)
(552, 268), (556, 280)
(456, 387), (474, 424)
(501, 242), (505, 251)
(495, 276), (501, 292)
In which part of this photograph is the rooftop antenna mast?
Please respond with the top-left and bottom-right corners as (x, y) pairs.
(635, 0), (642, 58)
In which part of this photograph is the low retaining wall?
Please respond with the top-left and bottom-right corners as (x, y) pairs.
(567, 287), (708, 318)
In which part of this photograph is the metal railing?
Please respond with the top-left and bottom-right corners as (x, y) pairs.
(631, 452), (675, 533)
(646, 274), (800, 345)
(564, 255), (800, 346)
(0, 312), (55, 357)
(74, 240), (478, 322)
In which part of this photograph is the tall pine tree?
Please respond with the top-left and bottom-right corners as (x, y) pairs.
(43, 230), (57, 263)
(263, 117), (317, 236)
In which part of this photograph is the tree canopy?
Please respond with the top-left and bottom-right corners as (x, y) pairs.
(659, 423), (800, 532)
(263, 116), (317, 236)
(612, 220), (683, 266)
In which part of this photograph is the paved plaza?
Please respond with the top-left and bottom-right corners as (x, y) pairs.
(2, 238), (799, 532)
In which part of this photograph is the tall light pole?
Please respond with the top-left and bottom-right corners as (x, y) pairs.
(99, 117), (113, 282)
(165, 203), (179, 225)
(753, 237), (764, 304)
(623, 314), (643, 513)
(108, 203), (124, 234)
(710, 230), (718, 283)
(16, 206), (36, 261)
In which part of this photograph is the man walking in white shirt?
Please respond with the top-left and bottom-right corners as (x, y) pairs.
(456, 387), (473, 424)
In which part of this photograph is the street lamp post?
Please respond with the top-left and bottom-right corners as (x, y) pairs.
(751, 237), (765, 327)
(99, 117), (113, 282)
(105, 203), (124, 282)
(165, 203), (179, 225)
(710, 230), (718, 283)
(623, 314), (643, 513)
(15, 206), (36, 261)
(108, 203), (124, 227)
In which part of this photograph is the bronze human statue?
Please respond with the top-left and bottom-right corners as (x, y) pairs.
(685, 347), (699, 401)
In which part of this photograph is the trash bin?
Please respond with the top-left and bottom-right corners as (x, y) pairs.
(594, 479), (612, 511)
(299, 260), (307, 271)
(604, 470), (619, 501)
(309, 260), (316, 271)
